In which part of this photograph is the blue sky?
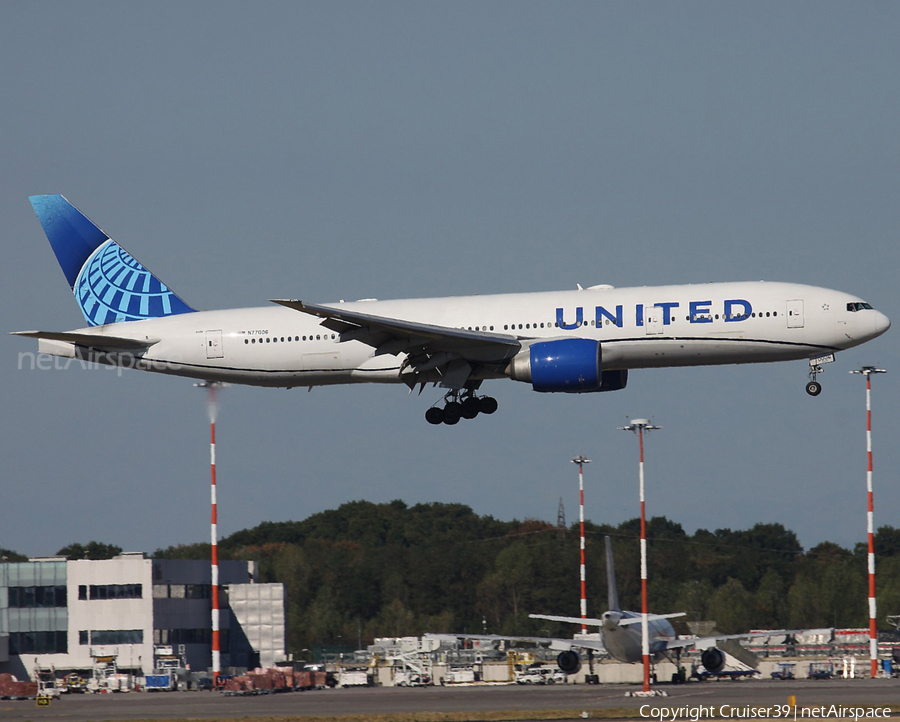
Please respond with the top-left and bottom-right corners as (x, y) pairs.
(2, 2), (897, 556)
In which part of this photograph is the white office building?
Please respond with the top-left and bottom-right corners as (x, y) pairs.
(0, 554), (285, 680)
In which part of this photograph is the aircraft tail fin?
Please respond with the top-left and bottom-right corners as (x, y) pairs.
(605, 536), (620, 612)
(29, 195), (196, 326)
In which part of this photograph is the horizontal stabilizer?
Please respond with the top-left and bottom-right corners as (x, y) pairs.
(530, 611), (686, 628)
(530, 613), (606, 627)
(11, 330), (157, 351)
(618, 612), (686, 626)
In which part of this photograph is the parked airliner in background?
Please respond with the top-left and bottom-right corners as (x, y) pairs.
(432, 538), (823, 681)
(15, 196), (890, 424)
(527, 537), (823, 680)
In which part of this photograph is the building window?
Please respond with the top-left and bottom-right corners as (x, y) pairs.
(154, 628), (230, 650)
(88, 584), (143, 600)
(150, 584), (210, 599)
(9, 631), (67, 654)
(8, 585), (67, 608)
(89, 629), (144, 645)
(79, 630), (89, 645)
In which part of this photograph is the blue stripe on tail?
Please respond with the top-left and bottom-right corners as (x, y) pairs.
(30, 195), (196, 326)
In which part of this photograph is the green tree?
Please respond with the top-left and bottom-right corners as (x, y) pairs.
(0, 547), (28, 562)
(57, 541), (122, 560)
(152, 542), (212, 560)
(673, 578), (714, 623)
(707, 577), (754, 633)
(754, 567), (786, 628)
(494, 541), (535, 631)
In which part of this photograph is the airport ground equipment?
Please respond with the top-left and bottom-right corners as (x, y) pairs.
(33, 664), (61, 698)
(771, 663), (796, 680)
(808, 661), (835, 679)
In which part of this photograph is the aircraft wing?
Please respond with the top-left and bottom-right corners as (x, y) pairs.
(271, 299), (522, 389)
(661, 627), (831, 652)
(11, 330), (158, 351)
(424, 632), (606, 654)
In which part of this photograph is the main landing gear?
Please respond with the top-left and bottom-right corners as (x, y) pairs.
(425, 392), (498, 425)
(806, 353), (834, 396)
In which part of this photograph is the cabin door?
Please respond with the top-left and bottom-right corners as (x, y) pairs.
(786, 300), (804, 329)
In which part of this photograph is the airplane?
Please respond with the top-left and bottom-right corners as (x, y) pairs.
(528, 537), (821, 681)
(428, 537), (817, 682)
(15, 195), (890, 424)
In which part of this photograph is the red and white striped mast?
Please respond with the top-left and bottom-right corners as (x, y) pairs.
(850, 366), (886, 678)
(619, 418), (660, 695)
(571, 455), (591, 632)
(197, 381), (222, 685)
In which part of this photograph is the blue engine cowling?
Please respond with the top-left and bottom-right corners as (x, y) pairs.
(507, 339), (627, 393)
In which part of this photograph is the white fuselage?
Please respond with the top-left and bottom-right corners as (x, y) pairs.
(38, 281), (889, 388)
(601, 611), (677, 663)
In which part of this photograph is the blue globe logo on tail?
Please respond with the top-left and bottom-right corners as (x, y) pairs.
(30, 195), (196, 327)
(75, 239), (194, 326)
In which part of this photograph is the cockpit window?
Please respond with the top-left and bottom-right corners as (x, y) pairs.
(846, 302), (874, 312)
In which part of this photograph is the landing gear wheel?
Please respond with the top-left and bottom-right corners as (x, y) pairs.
(806, 380), (822, 396)
(425, 407), (444, 425)
(443, 401), (462, 424)
(461, 397), (481, 419)
(479, 396), (498, 414)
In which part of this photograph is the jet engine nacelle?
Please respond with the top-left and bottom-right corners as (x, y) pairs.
(507, 339), (627, 393)
(700, 647), (726, 674)
(556, 649), (582, 674)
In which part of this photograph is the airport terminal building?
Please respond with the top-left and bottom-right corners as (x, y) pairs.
(0, 554), (285, 680)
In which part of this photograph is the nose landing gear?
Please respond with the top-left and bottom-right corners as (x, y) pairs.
(806, 354), (835, 396)
(425, 391), (498, 425)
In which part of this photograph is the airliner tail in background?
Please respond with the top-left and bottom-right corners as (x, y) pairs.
(15, 196), (890, 424)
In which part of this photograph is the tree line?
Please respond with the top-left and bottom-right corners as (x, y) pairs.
(152, 500), (900, 651)
(8, 501), (898, 653)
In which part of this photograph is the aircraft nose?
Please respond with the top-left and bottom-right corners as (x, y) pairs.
(873, 311), (891, 338)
